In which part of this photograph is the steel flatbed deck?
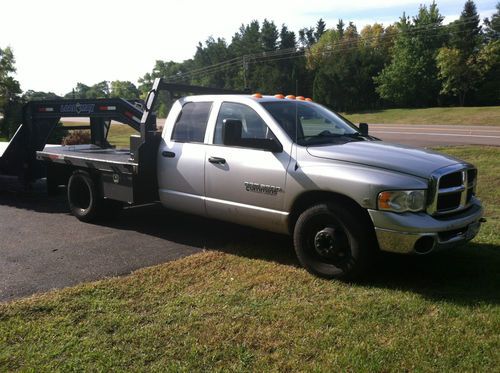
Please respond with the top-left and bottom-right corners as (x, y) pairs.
(37, 144), (138, 174)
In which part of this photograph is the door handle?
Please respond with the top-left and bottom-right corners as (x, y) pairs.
(208, 156), (226, 164)
(162, 151), (175, 158)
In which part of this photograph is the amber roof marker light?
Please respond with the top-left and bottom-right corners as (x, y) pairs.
(252, 93), (263, 98)
(285, 95), (296, 99)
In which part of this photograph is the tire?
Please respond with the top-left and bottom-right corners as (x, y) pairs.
(293, 202), (374, 280)
(67, 170), (102, 222)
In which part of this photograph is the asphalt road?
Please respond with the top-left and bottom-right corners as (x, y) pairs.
(0, 178), (289, 302)
(369, 124), (500, 146)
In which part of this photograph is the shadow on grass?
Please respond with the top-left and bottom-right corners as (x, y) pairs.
(105, 203), (499, 307)
(1, 183), (498, 306)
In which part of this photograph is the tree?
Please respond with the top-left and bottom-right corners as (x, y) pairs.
(336, 19), (345, 38)
(298, 27), (315, 48)
(375, 4), (446, 107)
(310, 22), (391, 111)
(484, 1), (500, 41)
(436, 1), (491, 105)
(475, 40), (500, 104)
(315, 18), (326, 41)
(0, 46), (22, 138)
(23, 90), (61, 101)
(450, 1), (482, 57)
(110, 81), (139, 99)
(261, 19), (279, 51)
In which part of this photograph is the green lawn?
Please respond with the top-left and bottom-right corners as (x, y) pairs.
(1, 146), (499, 371)
(343, 106), (500, 126)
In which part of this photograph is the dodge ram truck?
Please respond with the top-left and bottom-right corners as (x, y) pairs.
(0, 78), (485, 279)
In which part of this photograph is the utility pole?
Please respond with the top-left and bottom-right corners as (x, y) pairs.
(242, 56), (248, 91)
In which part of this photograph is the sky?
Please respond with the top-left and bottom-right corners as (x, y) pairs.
(0, 0), (497, 95)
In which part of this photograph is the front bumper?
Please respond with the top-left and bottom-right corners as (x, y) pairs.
(368, 198), (484, 254)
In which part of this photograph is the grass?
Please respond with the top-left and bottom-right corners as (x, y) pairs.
(343, 106), (500, 126)
(1, 146), (499, 371)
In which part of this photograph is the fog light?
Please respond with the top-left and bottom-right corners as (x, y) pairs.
(414, 236), (435, 254)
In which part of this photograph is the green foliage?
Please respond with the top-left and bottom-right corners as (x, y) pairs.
(484, 1), (500, 41)
(0, 46), (22, 138)
(64, 81), (110, 99)
(22, 90), (61, 101)
(109, 80), (139, 99)
(374, 3), (446, 107)
(310, 23), (393, 111)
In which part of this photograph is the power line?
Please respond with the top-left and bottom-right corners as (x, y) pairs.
(164, 15), (485, 84)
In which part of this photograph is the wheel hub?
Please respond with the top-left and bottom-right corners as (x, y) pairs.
(314, 227), (340, 257)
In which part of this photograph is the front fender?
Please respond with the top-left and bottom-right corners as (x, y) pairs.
(284, 159), (428, 211)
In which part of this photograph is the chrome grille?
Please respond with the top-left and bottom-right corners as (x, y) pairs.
(427, 164), (477, 216)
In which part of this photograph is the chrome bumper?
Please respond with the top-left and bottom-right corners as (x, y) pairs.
(368, 199), (484, 254)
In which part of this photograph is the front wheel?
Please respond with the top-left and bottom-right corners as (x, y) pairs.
(293, 202), (374, 280)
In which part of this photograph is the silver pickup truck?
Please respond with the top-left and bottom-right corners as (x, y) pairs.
(154, 94), (484, 279)
(4, 80), (483, 279)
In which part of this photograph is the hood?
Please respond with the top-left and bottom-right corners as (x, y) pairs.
(306, 141), (463, 178)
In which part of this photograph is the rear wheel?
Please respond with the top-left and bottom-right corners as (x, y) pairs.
(293, 202), (374, 280)
(67, 171), (101, 222)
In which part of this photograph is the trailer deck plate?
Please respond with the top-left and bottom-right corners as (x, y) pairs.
(37, 144), (138, 174)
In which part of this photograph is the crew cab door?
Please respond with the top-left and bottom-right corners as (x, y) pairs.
(204, 101), (291, 232)
(157, 101), (212, 216)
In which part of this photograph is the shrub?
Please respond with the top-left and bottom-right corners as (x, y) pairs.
(62, 130), (91, 145)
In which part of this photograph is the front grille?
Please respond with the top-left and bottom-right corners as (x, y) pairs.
(427, 165), (477, 216)
(437, 193), (462, 211)
(440, 172), (462, 188)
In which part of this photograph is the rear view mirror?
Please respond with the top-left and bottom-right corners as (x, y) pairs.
(359, 122), (368, 135)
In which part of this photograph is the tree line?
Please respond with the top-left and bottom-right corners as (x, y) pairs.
(1, 1), (499, 137)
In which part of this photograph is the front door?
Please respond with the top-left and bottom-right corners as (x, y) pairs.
(205, 102), (290, 231)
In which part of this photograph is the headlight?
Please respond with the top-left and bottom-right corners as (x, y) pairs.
(377, 190), (426, 213)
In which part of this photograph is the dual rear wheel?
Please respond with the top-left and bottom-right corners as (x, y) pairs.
(67, 170), (122, 222)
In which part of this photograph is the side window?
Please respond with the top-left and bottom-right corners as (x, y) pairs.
(172, 102), (212, 143)
(214, 102), (275, 145)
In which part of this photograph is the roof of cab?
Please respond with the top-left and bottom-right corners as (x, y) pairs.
(181, 94), (312, 103)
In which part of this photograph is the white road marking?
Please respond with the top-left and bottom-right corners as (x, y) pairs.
(372, 130), (500, 139)
(372, 126), (500, 134)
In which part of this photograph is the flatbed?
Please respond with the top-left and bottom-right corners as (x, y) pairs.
(37, 144), (137, 172)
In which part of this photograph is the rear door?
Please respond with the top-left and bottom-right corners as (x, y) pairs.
(157, 101), (212, 216)
(204, 101), (291, 231)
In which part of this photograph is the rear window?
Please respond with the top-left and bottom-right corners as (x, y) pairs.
(172, 102), (212, 143)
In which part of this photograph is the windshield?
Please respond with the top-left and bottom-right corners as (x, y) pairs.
(261, 101), (360, 146)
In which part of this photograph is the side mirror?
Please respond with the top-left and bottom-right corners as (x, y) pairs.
(359, 122), (369, 135)
(222, 119), (283, 153)
(222, 119), (243, 146)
